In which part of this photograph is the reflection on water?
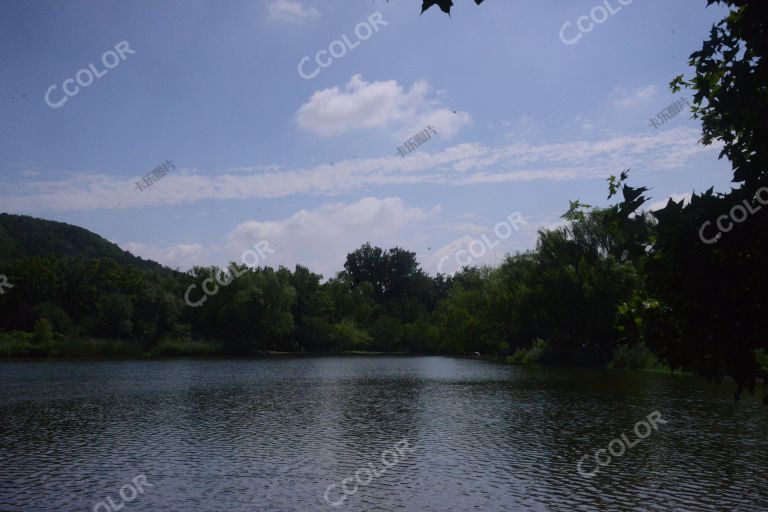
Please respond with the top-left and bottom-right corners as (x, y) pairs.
(0, 357), (766, 511)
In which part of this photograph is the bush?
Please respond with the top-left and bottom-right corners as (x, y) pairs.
(506, 338), (550, 365)
(369, 315), (402, 352)
(0, 331), (35, 357)
(400, 320), (438, 353)
(33, 318), (54, 344)
(331, 319), (373, 351)
(32, 303), (72, 335)
(610, 342), (661, 370)
(756, 348), (768, 373)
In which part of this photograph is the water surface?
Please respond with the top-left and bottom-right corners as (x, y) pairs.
(1, 357), (766, 511)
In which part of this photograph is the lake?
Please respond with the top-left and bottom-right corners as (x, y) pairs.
(1, 356), (766, 511)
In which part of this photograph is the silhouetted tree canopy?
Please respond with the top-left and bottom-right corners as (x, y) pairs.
(672, 0), (768, 187)
(387, 0), (485, 16)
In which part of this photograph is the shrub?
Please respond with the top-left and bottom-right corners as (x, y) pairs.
(506, 338), (550, 365)
(611, 342), (660, 370)
(756, 348), (768, 373)
(331, 319), (373, 351)
(0, 331), (35, 357)
(33, 318), (54, 344)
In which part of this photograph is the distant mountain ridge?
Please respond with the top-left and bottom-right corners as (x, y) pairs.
(0, 212), (168, 272)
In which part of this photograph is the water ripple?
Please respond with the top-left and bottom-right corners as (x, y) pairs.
(0, 357), (766, 511)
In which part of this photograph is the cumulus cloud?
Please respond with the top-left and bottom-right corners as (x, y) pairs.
(117, 197), (439, 276)
(296, 75), (471, 138)
(611, 85), (659, 108)
(226, 196), (440, 277)
(423, 212), (548, 275)
(114, 199), (570, 276)
(267, 0), (319, 24)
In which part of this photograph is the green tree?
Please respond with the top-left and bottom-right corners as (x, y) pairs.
(33, 318), (53, 345)
(671, 0), (768, 187)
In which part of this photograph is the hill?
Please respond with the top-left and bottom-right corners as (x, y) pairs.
(0, 213), (168, 272)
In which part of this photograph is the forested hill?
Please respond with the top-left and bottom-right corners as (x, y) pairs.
(0, 213), (167, 272)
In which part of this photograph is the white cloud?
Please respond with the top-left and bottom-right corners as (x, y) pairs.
(121, 242), (206, 269)
(226, 196), (440, 277)
(442, 221), (491, 236)
(611, 85), (659, 108)
(114, 200), (570, 276)
(296, 75), (471, 138)
(423, 213), (549, 275)
(119, 197), (440, 276)
(0, 127), (719, 214)
(573, 114), (599, 132)
(503, 114), (543, 140)
(267, 0), (319, 24)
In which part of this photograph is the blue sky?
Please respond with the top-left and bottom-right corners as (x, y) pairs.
(0, 0), (733, 276)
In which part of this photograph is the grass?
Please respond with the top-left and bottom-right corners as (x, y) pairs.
(0, 332), (222, 359)
(47, 338), (145, 358)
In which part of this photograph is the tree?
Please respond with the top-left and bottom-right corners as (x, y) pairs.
(434, 267), (503, 354)
(671, 0), (768, 188)
(33, 318), (53, 344)
(652, 0), (768, 401)
(289, 265), (332, 351)
(97, 293), (134, 338)
(343, 243), (429, 306)
(388, 0), (486, 16)
(420, 0), (485, 15)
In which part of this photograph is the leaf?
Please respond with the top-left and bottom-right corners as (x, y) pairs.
(419, 0), (484, 15)
(422, 0), (454, 14)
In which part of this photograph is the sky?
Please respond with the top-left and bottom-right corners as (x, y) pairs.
(0, 0), (734, 277)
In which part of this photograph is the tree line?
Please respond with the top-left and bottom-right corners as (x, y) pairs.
(0, 0), (765, 403)
(0, 197), (645, 360)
